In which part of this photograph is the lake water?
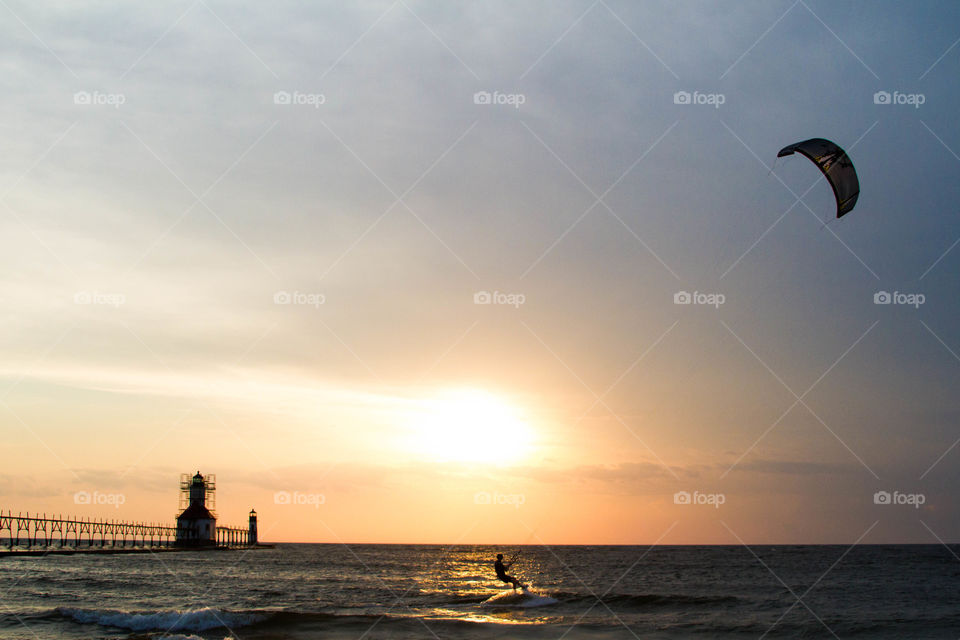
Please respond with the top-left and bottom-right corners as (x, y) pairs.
(2, 543), (958, 639)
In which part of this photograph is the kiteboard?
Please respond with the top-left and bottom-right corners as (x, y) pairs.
(481, 587), (558, 608)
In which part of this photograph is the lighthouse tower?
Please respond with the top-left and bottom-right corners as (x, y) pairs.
(175, 471), (217, 546)
(248, 509), (258, 545)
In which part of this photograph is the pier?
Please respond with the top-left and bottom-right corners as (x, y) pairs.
(0, 471), (266, 555)
(0, 511), (258, 555)
(0, 511), (176, 553)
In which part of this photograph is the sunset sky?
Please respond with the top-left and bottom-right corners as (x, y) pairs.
(1, 1), (959, 544)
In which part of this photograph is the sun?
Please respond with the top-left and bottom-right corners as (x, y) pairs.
(406, 389), (535, 464)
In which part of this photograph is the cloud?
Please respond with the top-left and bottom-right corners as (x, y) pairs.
(0, 1), (958, 542)
(732, 458), (856, 476)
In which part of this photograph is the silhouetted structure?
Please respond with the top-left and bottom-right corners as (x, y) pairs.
(176, 471), (217, 547)
(2, 472), (263, 554)
(0, 511), (176, 550)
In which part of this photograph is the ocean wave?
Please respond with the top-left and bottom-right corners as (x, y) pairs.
(374, 589), (740, 610)
(55, 606), (269, 632)
(481, 590), (559, 608)
(546, 591), (739, 608)
(153, 635), (233, 640)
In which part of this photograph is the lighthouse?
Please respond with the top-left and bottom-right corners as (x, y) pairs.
(175, 471), (217, 546)
(248, 509), (258, 545)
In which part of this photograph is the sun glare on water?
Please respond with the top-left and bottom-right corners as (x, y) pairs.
(408, 389), (535, 464)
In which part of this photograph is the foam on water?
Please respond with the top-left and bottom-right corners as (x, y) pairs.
(481, 588), (559, 608)
(56, 606), (267, 632)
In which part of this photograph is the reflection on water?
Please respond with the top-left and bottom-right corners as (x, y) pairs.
(1, 543), (958, 639)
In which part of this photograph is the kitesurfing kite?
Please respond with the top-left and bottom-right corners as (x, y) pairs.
(777, 138), (859, 217)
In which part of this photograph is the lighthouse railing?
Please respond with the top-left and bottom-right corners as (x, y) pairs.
(215, 525), (250, 548)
